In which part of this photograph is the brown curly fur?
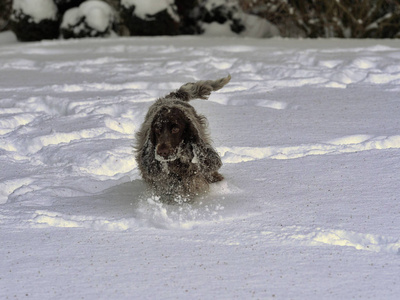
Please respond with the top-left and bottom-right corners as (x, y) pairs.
(134, 75), (231, 203)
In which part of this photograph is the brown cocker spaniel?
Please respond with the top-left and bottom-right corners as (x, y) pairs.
(135, 75), (231, 203)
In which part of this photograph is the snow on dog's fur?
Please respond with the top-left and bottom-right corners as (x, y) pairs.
(135, 75), (231, 203)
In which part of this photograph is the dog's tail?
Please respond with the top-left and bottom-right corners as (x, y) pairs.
(166, 75), (231, 102)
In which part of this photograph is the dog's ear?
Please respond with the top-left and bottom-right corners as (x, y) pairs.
(183, 120), (200, 144)
(149, 124), (157, 146)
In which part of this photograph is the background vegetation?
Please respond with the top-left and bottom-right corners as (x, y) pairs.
(241, 0), (400, 38)
(1, 0), (399, 40)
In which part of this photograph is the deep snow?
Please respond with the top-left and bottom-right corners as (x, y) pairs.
(1, 32), (400, 299)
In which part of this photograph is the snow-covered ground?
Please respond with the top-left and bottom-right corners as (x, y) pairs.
(1, 31), (400, 299)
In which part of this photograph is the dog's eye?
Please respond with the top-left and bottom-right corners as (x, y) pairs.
(171, 127), (180, 134)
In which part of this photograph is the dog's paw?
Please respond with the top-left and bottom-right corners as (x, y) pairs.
(210, 171), (224, 183)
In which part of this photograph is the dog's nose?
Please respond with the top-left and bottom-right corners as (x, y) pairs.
(157, 145), (170, 158)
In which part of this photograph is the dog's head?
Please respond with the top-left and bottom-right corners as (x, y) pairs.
(150, 107), (198, 162)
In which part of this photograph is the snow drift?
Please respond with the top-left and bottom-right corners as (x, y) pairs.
(1, 33), (400, 299)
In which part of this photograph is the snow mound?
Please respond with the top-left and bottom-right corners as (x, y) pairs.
(12, 0), (58, 23)
(30, 210), (135, 231)
(10, 0), (60, 41)
(262, 226), (400, 254)
(120, 0), (180, 36)
(218, 135), (400, 163)
(61, 0), (116, 39)
(198, 0), (279, 38)
(121, 0), (179, 22)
